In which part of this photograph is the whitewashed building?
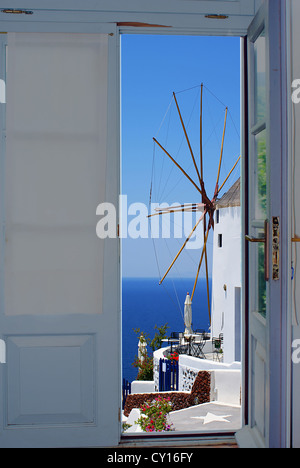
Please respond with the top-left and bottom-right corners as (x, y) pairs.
(211, 179), (242, 364)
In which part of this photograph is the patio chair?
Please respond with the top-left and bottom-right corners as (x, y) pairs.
(194, 329), (210, 342)
(194, 329), (205, 334)
(190, 337), (206, 359)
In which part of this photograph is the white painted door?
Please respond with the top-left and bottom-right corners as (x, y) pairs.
(237, 0), (286, 448)
(0, 31), (120, 448)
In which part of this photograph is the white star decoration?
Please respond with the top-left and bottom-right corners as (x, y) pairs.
(191, 412), (232, 425)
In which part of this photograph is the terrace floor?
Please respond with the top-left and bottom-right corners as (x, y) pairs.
(169, 401), (241, 433)
(124, 401), (241, 435)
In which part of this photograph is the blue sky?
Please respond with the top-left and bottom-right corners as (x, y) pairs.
(121, 34), (241, 279)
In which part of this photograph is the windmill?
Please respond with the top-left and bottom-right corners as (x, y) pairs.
(149, 84), (241, 325)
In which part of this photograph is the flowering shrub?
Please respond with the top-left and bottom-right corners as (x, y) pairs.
(169, 352), (179, 362)
(135, 396), (173, 433)
(132, 353), (154, 381)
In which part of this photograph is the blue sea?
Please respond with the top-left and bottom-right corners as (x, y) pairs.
(122, 277), (211, 383)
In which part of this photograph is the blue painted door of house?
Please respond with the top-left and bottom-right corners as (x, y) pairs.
(0, 30), (120, 448)
(159, 359), (179, 392)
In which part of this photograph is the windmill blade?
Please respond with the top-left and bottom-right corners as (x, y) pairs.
(153, 138), (203, 196)
(147, 205), (204, 219)
(159, 210), (206, 285)
(148, 203), (204, 218)
(199, 83), (211, 321)
(202, 197), (211, 324)
(173, 92), (203, 187)
(200, 83), (204, 180)
(154, 203), (205, 213)
(215, 107), (228, 191)
(191, 228), (210, 301)
(204, 246), (211, 324)
(218, 155), (241, 194)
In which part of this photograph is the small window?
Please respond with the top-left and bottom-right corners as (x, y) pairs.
(218, 234), (223, 248)
(216, 209), (220, 224)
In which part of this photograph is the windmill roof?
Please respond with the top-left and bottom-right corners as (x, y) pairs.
(216, 178), (241, 208)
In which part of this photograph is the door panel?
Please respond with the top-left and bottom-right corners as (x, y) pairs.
(247, 5), (268, 446)
(5, 33), (106, 318)
(7, 335), (94, 426)
(237, 0), (286, 448)
(0, 31), (120, 448)
(252, 337), (266, 439)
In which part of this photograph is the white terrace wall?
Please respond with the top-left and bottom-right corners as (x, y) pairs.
(179, 355), (241, 405)
(153, 348), (241, 406)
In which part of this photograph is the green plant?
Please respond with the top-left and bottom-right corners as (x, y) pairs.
(132, 324), (169, 381)
(122, 422), (132, 432)
(132, 353), (154, 381)
(133, 328), (150, 346)
(135, 396), (173, 433)
(150, 324), (170, 352)
(133, 324), (169, 352)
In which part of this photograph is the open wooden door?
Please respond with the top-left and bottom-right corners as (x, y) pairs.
(237, 0), (288, 448)
(0, 30), (121, 448)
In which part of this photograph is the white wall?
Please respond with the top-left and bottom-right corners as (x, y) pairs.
(211, 206), (242, 364)
(179, 355), (241, 405)
(211, 370), (241, 406)
(131, 381), (155, 394)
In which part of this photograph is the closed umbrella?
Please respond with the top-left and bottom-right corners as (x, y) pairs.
(184, 293), (193, 335)
(138, 333), (147, 366)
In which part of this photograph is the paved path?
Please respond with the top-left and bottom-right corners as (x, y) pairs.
(169, 402), (241, 433)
